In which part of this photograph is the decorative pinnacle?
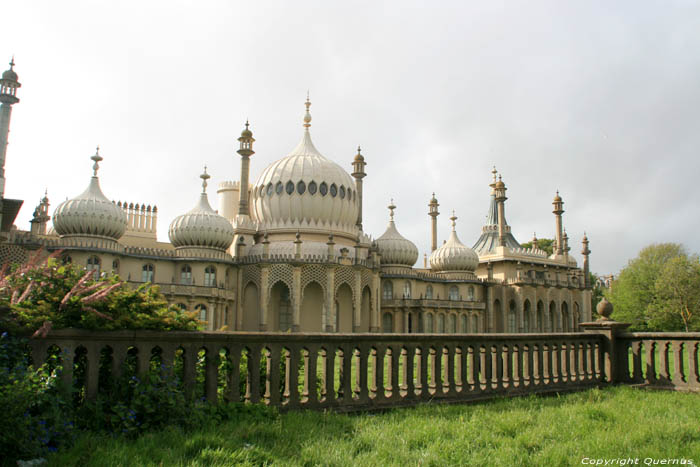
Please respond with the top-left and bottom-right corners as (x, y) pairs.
(450, 210), (457, 231)
(303, 92), (312, 129)
(388, 199), (396, 221)
(200, 165), (210, 193)
(91, 146), (103, 176)
(9, 56), (15, 70)
(492, 166), (498, 183)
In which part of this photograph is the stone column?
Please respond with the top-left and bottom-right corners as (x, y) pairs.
(486, 285), (494, 333)
(370, 271), (380, 332)
(235, 269), (243, 331)
(292, 266), (301, 332)
(259, 266), (269, 331)
(326, 267), (336, 332)
(353, 270), (362, 332)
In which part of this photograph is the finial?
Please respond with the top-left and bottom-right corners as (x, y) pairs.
(388, 199), (396, 221)
(492, 165), (498, 183)
(200, 165), (210, 193)
(450, 210), (457, 231)
(357, 145), (361, 154)
(90, 146), (103, 176)
(303, 92), (312, 129)
(9, 56), (15, 70)
(245, 119), (249, 129)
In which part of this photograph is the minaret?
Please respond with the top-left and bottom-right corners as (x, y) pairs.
(428, 193), (439, 251)
(236, 121), (255, 216)
(494, 174), (508, 247)
(30, 190), (50, 235)
(581, 232), (591, 287)
(351, 146), (367, 230)
(0, 58), (21, 198)
(552, 191), (564, 255)
(531, 232), (539, 250)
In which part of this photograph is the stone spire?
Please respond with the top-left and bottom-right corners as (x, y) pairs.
(236, 120), (255, 216)
(303, 92), (312, 129)
(428, 192), (440, 252)
(0, 57), (21, 198)
(581, 232), (591, 287)
(30, 189), (50, 235)
(494, 174), (508, 247)
(351, 145), (367, 230)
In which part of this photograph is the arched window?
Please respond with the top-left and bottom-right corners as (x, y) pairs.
(86, 256), (101, 278)
(537, 301), (545, 332)
(382, 313), (393, 333)
(448, 286), (459, 301)
(425, 285), (433, 299)
(266, 183), (274, 196)
(204, 266), (216, 287)
(275, 181), (283, 194)
(448, 314), (456, 333)
(297, 181), (306, 195)
(524, 300), (532, 333)
(180, 265), (192, 285)
(339, 185), (346, 199)
(574, 302), (581, 332)
(468, 286), (475, 301)
(425, 313), (434, 333)
(562, 302), (570, 332)
(308, 181), (317, 195)
(142, 263), (154, 283)
(460, 315), (468, 333)
(112, 259), (120, 274)
(549, 302), (557, 332)
(195, 303), (207, 322)
(279, 287), (292, 332)
(437, 314), (445, 333)
(285, 181), (294, 194)
(319, 182), (328, 196)
(382, 281), (393, 300)
(175, 303), (188, 311)
(471, 314), (479, 333)
(403, 281), (411, 299)
(330, 183), (338, 197)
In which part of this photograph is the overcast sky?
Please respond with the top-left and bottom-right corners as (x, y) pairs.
(2, 0), (699, 276)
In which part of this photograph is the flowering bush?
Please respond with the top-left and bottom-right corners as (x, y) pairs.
(0, 250), (202, 336)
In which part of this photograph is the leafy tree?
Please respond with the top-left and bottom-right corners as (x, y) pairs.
(606, 243), (687, 331)
(649, 255), (700, 332)
(521, 238), (555, 256)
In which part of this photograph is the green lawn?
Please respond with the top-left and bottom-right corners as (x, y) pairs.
(48, 386), (700, 466)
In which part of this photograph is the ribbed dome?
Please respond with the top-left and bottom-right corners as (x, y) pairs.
(168, 170), (235, 251)
(53, 151), (127, 240)
(376, 202), (419, 267)
(430, 216), (479, 272)
(250, 100), (359, 237)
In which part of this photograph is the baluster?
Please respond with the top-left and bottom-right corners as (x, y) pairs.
(495, 344), (504, 391)
(112, 344), (128, 383)
(514, 344), (523, 389)
(137, 344), (151, 377)
(563, 341), (571, 384)
(572, 342), (580, 384)
(658, 341), (670, 384)
(306, 346), (319, 406)
(405, 345), (415, 399)
(324, 347), (336, 405)
(265, 346), (280, 406)
(342, 345), (353, 402)
(470, 345), (481, 393)
(205, 347), (219, 403)
(227, 346), (241, 403)
(183, 345), (197, 400)
(375, 346), (385, 401)
(430, 346), (440, 395)
(631, 341), (642, 383)
(687, 341), (699, 389)
(484, 344), (493, 392)
(85, 343), (101, 401)
(445, 346), (455, 396)
(60, 345), (74, 390)
(643, 341), (656, 384)
(672, 341), (685, 387)
(454, 346), (463, 393)
(553, 342), (562, 385)
(356, 346), (368, 403)
(389, 345), (399, 401)
(286, 347), (299, 406)
(419, 346), (429, 398)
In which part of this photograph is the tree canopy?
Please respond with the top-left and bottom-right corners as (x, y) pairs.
(520, 238), (555, 256)
(606, 243), (700, 331)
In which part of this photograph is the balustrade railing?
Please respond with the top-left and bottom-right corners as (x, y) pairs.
(28, 330), (605, 411)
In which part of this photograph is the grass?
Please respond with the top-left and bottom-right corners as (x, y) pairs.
(47, 386), (700, 466)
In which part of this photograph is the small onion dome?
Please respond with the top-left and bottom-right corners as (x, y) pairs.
(240, 120), (253, 139)
(429, 213), (478, 272)
(168, 168), (234, 251)
(375, 200), (419, 267)
(2, 58), (18, 81)
(53, 148), (127, 240)
(553, 191), (562, 202)
(353, 146), (365, 163)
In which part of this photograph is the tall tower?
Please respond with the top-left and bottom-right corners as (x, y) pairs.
(581, 233), (591, 287)
(0, 58), (21, 198)
(428, 193), (439, 251)
(236, 121), (255, 216)
(30, 190), (50, 235)
(351, 146), (367, 230)
(552, 191), (564, 255)
(494, 175), (508, 247)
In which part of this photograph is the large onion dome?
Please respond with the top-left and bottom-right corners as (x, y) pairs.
(53, 148), (127, 240)
(249, 97), (359, 238)
(376, 201), (419, 267)
(168, 168), (235, 251)
(1, 57), (18, 82)
(430, 214), (479, 272)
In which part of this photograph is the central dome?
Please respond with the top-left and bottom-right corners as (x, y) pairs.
(250, 99), (359, 238)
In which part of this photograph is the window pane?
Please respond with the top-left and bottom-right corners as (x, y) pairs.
(320, 182), (328, 196)
(308, 181), (317, 195)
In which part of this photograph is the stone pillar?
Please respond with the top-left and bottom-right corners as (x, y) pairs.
(353, 269), (362, 332)
(579, 299), (631, 384)
(486, 285), (494, 333)
(326, 267), (336, 332)
(235, 269), (244, 331)
(292, 266), (301, 332)
(552, 192), (565, 255)
(259, 265), (269, 331)
(370, 271), (380, 332)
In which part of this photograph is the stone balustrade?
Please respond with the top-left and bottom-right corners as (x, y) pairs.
(28, 329), (606, 411)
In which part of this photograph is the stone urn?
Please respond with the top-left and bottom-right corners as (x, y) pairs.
(596, 297), (613, 321)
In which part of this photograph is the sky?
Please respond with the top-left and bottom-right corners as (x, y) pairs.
(2, 0), (699, 276)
